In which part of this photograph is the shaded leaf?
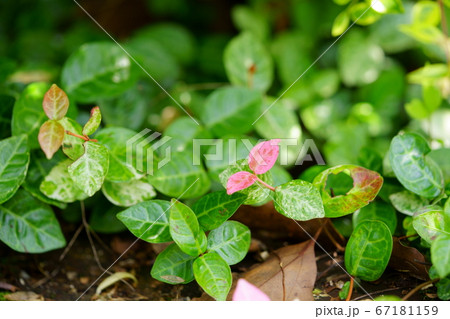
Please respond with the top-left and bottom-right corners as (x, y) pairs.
(42, 84), (69, 120)
(353, 201), (397, 234)
(388, 237), (430, 281)
(151, 243), (196, 284)
(82, 106), (101, 136)
(102, 179), (156, 207)
(389, 190), (429, 216)
(38, 120), (65, 159)
(431, 234), (450, 278)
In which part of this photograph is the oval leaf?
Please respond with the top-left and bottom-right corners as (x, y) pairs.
(353, 201), (397, 234)
(273, 179), (325, 221)
(226, 171), (257, 195)
(412, 206), (449, 244)
(82, 106), (101, 136)
(313, 165), (383, 217)
(389, 190), (429, 216)
(151, 243), (196, 284)
(0, 135), (30, 204)
(248, 139), (280, 174)
(116, 200), (171, 243)
(345, 220), (393, 281)
(42, 84), (69, 120)
(169, 199), (207, 256)
(207, 221), (251, 265)
(193, 252), (232, 301)
(102, 179), (156, 207)
(38, 120), (65, 159)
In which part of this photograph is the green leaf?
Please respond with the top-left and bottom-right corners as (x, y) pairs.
(200, 86), (262, 137)
(349, 3), (381, 26)
(61, 42), (139, 103)
(339, 281), (351, 300)
(332, 11), (350, 37)
(388, 132), (443, 198)
(431, 234), (450, 278)
(38, 120), (65, 159)
(0, 189), (66, 253)
(405, 99), (430, 119)
(89, 204), (125, 234)
(68, 141), (109, 196)
(169, 199), (207, 257)
(40, 159), (88, 203)
(373, 0), (404, 14)
(223, 32), (273, 92)
(412, 1), (440, 25)
(147, 151), (210, 199)
(412, 206), (449, 244)
(82, 106), (101, 136)
(436, 278), (450, 300)
(0, 95), (14, 139)
(102, 179), (156, 207)
(389, 190), (429, 216)
(313, 165), (383, 218)
(151, 243), (196, 284)
(42, 84), (69, 120)
(273, 179), (325, 221)
(207, 221), (251, 265)
(11, 82), (50, 149)
(193, 252), (232, 301)
(423, 84), (442, 113)
(59, 117), (84, 161)
(192, 191), (247, 231)
(95, 127), (140, 182)
(428, 149), (450, 184)
(219, 159), (272, 205)
(407, 64), (449, 85)
(345, 220), (393, 281)
(117, 200), (172, 243)
(163, 117), (212, 152)
(0, 135), (30, 204)
(231, 5), (270, 40)
(353, 201), (397, 234)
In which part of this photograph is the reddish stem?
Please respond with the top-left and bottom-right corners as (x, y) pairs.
(346, 277), (354, 301)
(255, 176), (276, 191)
(65, 130), (97, 142)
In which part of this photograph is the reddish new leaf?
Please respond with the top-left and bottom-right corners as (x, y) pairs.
(248, 139), (280, 174)
(232, 279), (271, 301)
(42, 84), (69, 120)
(226, 171), (257, 195)
(313, 165), (383, 217)
(38, 120), (65, 159)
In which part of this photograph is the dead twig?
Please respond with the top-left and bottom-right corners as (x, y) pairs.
(402, 279), (439, 301)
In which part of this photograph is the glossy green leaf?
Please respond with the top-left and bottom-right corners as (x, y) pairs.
(38, 120), (65, 159)
(192, 191), (246, 231)
(412, 206), (449, 244)
(353, 201), (397, 234)
(163, 117), (212, 153)
(169, 199), (207, 257)
(345, 220), (393, 281)
(68, 141), (109, 196)
(42, 84), (69, 120)
(102, 179), (156, 207)
(117, 200), (171, 243)
(436, 278), (450, 300)
(151, 243), (196, 284)
(372, 0), (404, 14)
(223, 32), (273, 92)
(82, 106), (101, 136)
(0, 189), (66, 253)
(389, 190), (429, 216)
(313, 165), (383, 217)
(332, 11), (349, 37)
(388, 133), (443, 198)
(431, 234), (450, 278)
(59, 117), (84, 161)
(193, 252), (232, 301)
(147, 151), (210, 199)
(219, 159), (272, 205)
(207, 221), (251, 265)
(349, 3), (381, 26)
(40, 159), (88, 203)
(200, 86), (262, 137)
(0, 135), (30, 204)
(273, 179), (325, 221)
(11, 82), (49, 149)
(89, 204), (125, 234)
(61, 42), (139, 103)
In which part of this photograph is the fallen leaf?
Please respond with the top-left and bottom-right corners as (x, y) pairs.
(95, 272), (137, 295)
(388, 237), (430, 281)
(5, 291), (44, 301)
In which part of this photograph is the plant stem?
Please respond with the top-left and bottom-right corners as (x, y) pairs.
(255, 176), (276, 191)
(402, 279), (439, 301)
(65, 130), (97, 142)
(346, 276), (354, 301)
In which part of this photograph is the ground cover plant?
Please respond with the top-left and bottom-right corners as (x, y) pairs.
(0, 0), (450, 301)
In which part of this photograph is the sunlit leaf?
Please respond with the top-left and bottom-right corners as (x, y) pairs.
(82, 106), (101, 136)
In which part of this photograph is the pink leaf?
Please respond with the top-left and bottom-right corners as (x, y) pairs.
(248, 139), (280, 174)
(232, 279), (271, 301)
(226, 171), (257, 195)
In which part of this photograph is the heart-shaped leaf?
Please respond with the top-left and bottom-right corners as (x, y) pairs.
(193, 252), (232, 301)
(273, 179), (325, 221)
(151, 243), (196, 284)
(116, 200), (171, 243)
(313, 165), (383, 217)
(82, 106), (101, 136)
(102, 179), (156, 207)
(0, 135), (30, 204)
(248, 139), (280, 174)
(389, 133), (443, 198)
(0, 189), (66, 253)
(207, 221), (251, 265)
(412, 206), (449, 244)
(192, 191), (247, 231)
(169, 199), (207, 256)
(345, 220), (393, 281)
(38, 120), (65, 159)
(42, 84), (69, 120)
(226, 171), (257, 195)
(68, 141), (109, 196)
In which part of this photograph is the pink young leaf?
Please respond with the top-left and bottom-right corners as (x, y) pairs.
(248, 139), (280, 174)
(232, 279), (271, 301)
(226, 171), (257, 195)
